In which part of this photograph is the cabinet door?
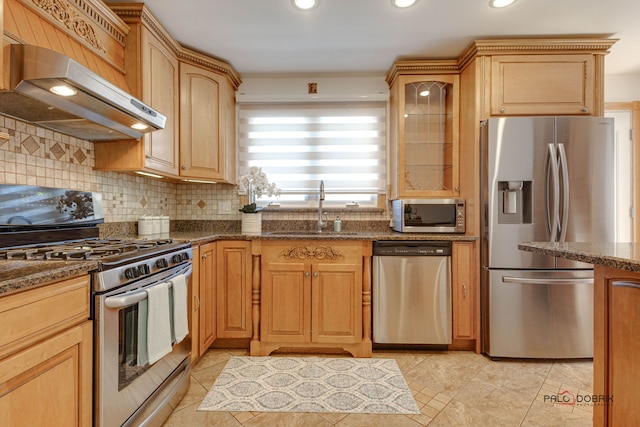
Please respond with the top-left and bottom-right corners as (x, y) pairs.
(491, 54), (594, 116)
(190, 246), (201, 361)
(216, 241), (252, 338)
(0, 321), (92, 427)
(261, 262), (310, 343)
(609, 279), (640, 425)
(141, 28), (179, 175)
(452, 242), (476, 339)
(179, 62), (230, 181)
(198, 242), (216, 351)
(312, 263), (362, 344)
(393, 74), (459, 198)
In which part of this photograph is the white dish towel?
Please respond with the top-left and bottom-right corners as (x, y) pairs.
(145, 281), (173, 365)
(171, 273), (189, 344)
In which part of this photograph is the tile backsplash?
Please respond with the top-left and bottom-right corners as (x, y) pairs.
(0, 114), (388, 224)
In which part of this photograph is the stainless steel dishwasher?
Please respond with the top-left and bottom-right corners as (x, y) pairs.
(373, 241), (452, 345)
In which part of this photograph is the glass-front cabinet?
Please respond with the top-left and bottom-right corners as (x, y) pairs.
(388, 74), (459, 198)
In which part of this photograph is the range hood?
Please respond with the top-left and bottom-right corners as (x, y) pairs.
(0, 44), (166, 141)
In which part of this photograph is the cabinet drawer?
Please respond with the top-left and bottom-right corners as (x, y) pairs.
(491, 54), (594, 116)
(0, 275), (90, 359)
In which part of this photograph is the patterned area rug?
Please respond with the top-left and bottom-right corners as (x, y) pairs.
(198, 356), (420, 414)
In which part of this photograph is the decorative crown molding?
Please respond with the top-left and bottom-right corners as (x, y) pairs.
(281, 245), (344, 261)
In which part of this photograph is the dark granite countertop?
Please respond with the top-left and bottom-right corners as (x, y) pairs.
(518, 242), (640, 272)
(1, 231), (478, 297)
(0, 260), (98, 296)
(171, 230), (478, 246)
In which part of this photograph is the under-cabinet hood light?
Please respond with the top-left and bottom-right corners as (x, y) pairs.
(50, 85), (77, 97)
(131, 123), (149, 130)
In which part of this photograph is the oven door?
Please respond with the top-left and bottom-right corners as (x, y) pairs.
(94, 262), (192, 427)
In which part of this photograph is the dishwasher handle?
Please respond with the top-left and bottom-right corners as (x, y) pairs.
(373, 240), (451, 256)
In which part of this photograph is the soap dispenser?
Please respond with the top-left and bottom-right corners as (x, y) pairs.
(333, 215), (342, 232)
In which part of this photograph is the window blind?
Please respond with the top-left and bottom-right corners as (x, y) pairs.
(238, 101), (387, 206)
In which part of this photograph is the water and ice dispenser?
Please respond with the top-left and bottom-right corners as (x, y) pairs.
(498, 180), (532, 224)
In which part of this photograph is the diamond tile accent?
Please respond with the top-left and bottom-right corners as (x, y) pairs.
(140, 197), (148, 208)
(21, 136), (40, 155)
(50, 142), (66, 160)
(197, 200), (207, 209)
(73, 148), (87, 164)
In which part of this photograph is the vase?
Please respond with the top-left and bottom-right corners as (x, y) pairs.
(241, 212), (262, 235)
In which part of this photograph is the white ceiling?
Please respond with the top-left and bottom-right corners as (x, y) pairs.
(103, 0), (640, 77)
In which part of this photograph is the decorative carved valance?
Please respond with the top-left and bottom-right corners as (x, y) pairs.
(30, 0), (107, 52)
(281, 245), (344, 261)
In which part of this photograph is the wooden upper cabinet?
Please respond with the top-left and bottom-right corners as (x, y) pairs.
(140, 29), (180, 175)
(490, 54), (594, 116)
(93, 5), (181, 177)
(387, 69), (460, 199)
(179, 61), (236, 183)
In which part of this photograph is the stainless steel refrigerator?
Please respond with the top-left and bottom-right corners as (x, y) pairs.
(480, 116), (615, 359)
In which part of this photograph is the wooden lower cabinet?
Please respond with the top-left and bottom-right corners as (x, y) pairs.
(594, 266), (640, 426)
(451, 241), (478, 350)
(0, 276), (92, 427)
(253, 240), (372, 357)
(198, 242), (217, 355)
(216, 241), (252, 338)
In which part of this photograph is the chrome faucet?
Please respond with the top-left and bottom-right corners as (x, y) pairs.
(317, 180), (327, 232)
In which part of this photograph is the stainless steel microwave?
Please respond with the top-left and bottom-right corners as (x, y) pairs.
(391, 199), (465, 233)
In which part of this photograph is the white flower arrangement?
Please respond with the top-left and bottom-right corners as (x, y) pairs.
(239, 166), (281, 213)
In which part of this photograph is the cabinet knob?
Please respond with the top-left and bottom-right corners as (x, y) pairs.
(582, 107), (589, 113)
(455, 186), (460, 191)
(313, 272), (319, 278)
(500, 107), (506, 113)
(145, 154), (151, 159)
(202, 253), (208, 259)
(305, 271), (310, 277)
(182, 165), (188, 170)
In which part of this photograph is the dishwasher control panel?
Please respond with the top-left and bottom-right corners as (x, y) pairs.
(373, 241), (451, 256)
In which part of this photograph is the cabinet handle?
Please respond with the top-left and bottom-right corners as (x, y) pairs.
(463, 283), (467, 298)
(612, 280), (640, 290)
(194, 295), (200, 310)
(202, 253), (207, 259)
(500, 107), (506, 113)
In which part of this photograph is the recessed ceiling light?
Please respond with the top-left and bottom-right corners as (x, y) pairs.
(490, 0), (517, 8)
(393, 0), (418, 8)
(292, 0), (317, 10)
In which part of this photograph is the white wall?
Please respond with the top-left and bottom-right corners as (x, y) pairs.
(605, 74), (640, 102)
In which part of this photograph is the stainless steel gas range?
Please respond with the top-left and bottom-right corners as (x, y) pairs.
(0, 184), (192, 427)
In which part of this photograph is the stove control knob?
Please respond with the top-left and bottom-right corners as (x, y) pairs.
(156, 258), (169, 268)
(172, 254), (183, 263)
(139, 264), (150, 275)
(125, 267), (139, 279)
(181, 252), (189, 261)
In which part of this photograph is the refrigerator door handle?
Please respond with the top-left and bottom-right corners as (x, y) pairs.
(558, 143), (570, 242)
(503, 276), (593, 285)
(546, 143), (560, 241)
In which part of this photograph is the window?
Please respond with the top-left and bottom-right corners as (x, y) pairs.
(237, 102), (387, 207)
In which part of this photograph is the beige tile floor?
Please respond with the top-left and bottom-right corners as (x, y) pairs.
(163, 349), (594, 426)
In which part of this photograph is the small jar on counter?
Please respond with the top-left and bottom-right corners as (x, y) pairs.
(333, 215), (342, 232)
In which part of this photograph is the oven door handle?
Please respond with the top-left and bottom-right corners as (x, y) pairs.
(104, 263), (192, 309)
